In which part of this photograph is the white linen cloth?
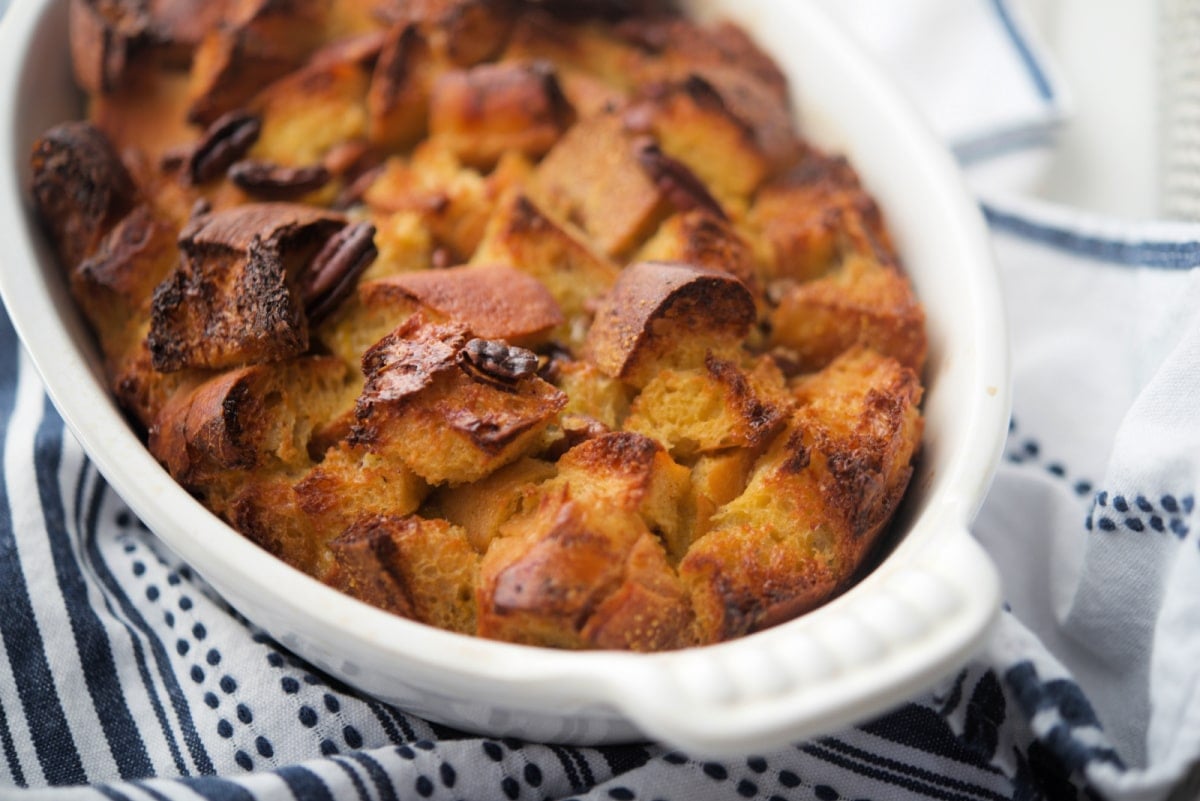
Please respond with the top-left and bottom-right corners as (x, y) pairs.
(3, 1), (1200, 800)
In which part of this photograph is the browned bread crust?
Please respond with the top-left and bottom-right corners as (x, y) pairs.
(32, 0), (928, 652)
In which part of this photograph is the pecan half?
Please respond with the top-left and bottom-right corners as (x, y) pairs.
(459, 338), (538, 385)
(228, 159), (331, 200)
(301, 221), (377, 325)
(177, 110), (261, 185)
(633, 136), (726, 220)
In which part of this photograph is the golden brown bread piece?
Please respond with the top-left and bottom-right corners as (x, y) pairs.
(351, 315), (567, 484)
(40, 0), (927, 652)
(584, 260), (756, 387)
(625, 353), (792, 460)
(331, 514), (479, 633)
(478, 487), (693, 650)
(681, 347), (923, 642)
(429, 60), (574, 169)
(362, 263), (562, 343)
(472, 190), (619, 332)
(148, 354), (353, 498)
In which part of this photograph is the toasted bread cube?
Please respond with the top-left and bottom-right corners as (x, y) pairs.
(429, 60), (574, 169)
(367, 23), (439, 151)
(223, 476), (329, 574)
(186, 0), (329, 125)
(768, 252), (927, 373)
(635, 71), (800, 203)
(71, 206), (179, 360)
(625, 354), (791, 460)
(366, 211), (434, 278)
(148, 203), (349, 371)
(330, 515), (479, 633)
(434, 457), (555, 552)
(249, 57), (371, 167)
(504, 11), (643, 89)
(364, 142), (492, 259)
(583, 260), (755, 387)
(552, 358), (631, 429)
(619, 16), (789, 104)
(478, 489), (693, 650)
(681, 347), (923, 641)
(395, 0), (515, 68)
(636, 209), (760, 296)
(90, 70), (197, 166)
(472, 191), (619, 332)
(749, 150), (897, 282)
(532, 112), (670, 258)
(295, 441), (428, 539)
(689, 447), (758, 541)
(30, 122), (139, 269)
(351, 317), (566, 484)
(549, 431), (691, 560)
(148, 355), (354, 498)
(366, 264), (563, 344)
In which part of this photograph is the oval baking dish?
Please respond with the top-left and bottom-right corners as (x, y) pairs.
(0, 0), (1009, 755)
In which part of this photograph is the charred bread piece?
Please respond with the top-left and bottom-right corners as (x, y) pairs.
(147, 204), (369, 371)
(69, 0), (229, 95)
(367, 23), (438, 151)
(478, 487), (693, 650)
(681, 347), (923, 642)
(350, 316), (567, 484)
(429, 60), (574, 169)
(30, 122), (139, 269)
(584, 260), (756, 388)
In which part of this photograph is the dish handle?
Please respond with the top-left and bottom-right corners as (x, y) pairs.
(606, 526), (1001, 756)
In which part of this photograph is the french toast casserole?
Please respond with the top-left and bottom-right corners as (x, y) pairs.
(29, 0), (926, 650)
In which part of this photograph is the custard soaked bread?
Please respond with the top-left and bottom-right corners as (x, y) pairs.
(33, 0), (926, 650)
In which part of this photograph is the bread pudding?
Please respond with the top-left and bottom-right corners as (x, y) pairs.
(30, 0), (926, 650)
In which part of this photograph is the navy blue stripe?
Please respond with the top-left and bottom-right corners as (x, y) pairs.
(181, 775), (258, 801)
(34, 399), (154, 780)
(0, 690), (26, 787)
(817, 737), (1010, 801)
(0, 319), (87, 785)
(82, 474), (190, 777)
(983, 205), (1200, 269)
(990, 0), (1054, 101)
(133, 779), (177, 801)
(954, 124), (1056, 166)
(347, 751), (400, 801)
(550, 745), (585, 792)
(81, 478), (215, 775)
(277, 765), (335, 801)
(334, 755), (378, 801)
(95, 784), (139, 801)
(801, 743), (996, 801)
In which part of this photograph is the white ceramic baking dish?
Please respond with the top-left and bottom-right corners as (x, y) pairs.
(0, 0), (1010, 756)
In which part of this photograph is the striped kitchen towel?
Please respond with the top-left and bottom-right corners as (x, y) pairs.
(5, 1), (1200, 800)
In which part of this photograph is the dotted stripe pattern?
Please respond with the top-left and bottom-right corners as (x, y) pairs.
(1087, 492), (1195, 539)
